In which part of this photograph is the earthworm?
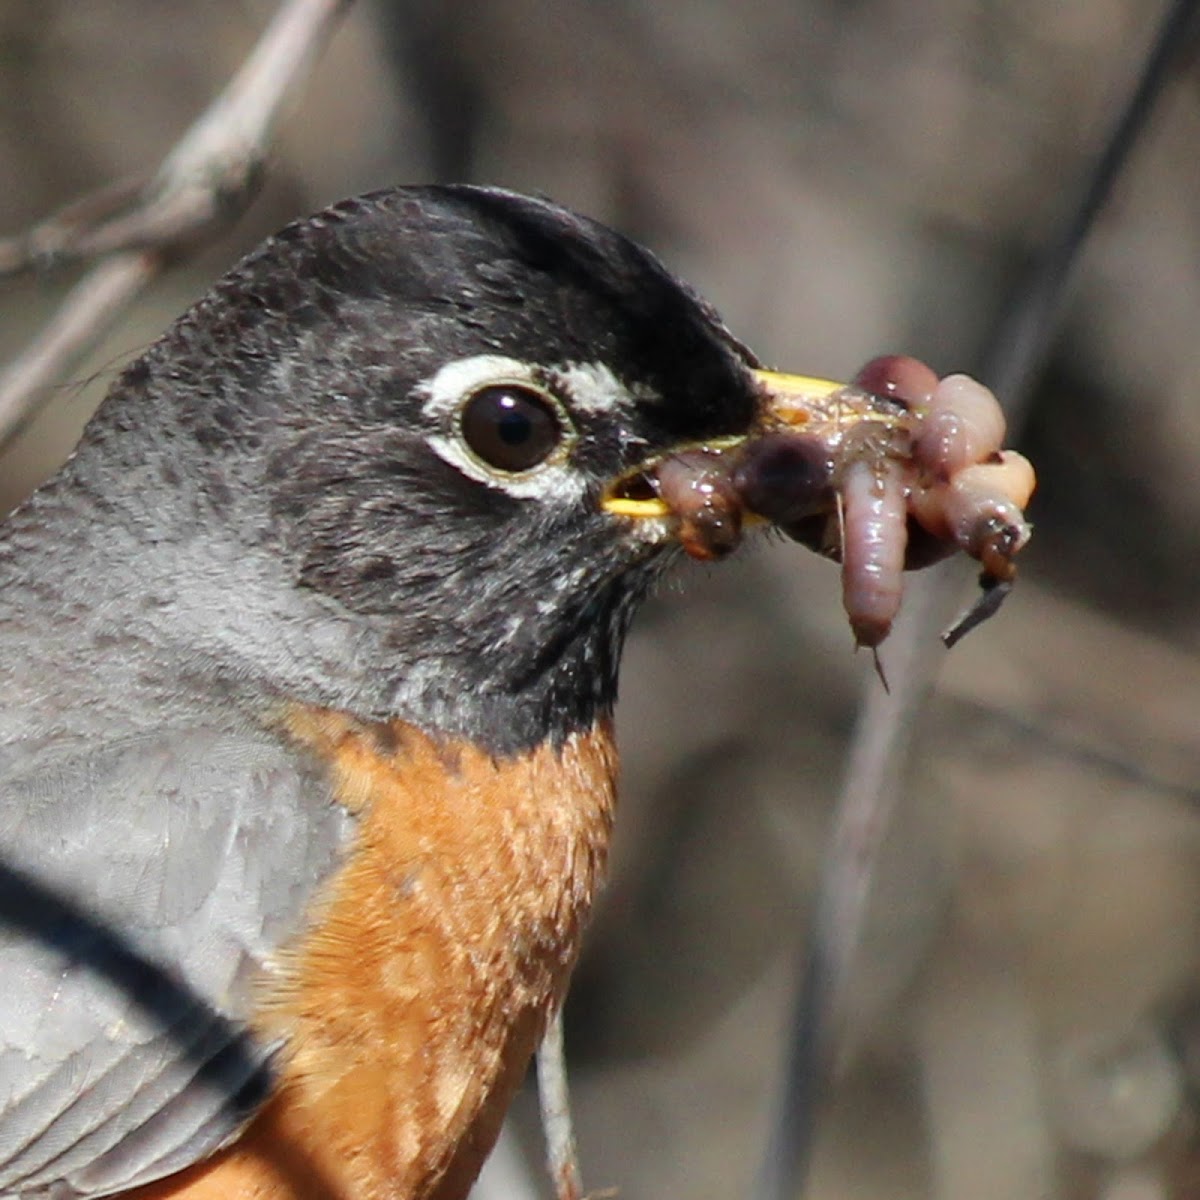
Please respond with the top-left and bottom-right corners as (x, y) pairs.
(852, 354), (939, 407)
(655, 448), (744, 561)
(912, 373), (1007, 481)
(649, 356), (1035, 654)
(731, 432), (834, 548)
(910, 450), (1035, 567)
(838, 452), (909, 649)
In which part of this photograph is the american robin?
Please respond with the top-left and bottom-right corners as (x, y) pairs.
(0, 185), (1033, 1200)
(0, 185), (807, 1200)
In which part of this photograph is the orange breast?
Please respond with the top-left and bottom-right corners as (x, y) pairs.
(125, 708), (617, 1200)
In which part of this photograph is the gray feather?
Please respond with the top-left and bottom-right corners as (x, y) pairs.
(0, 723), (350, 1198)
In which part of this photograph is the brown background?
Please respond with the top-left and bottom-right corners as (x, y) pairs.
(3, 3), (1200, 1197)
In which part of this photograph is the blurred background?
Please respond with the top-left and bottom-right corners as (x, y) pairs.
(3, 2), (1200, 1197)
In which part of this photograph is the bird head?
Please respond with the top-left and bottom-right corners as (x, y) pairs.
(33, 186), (815, 753)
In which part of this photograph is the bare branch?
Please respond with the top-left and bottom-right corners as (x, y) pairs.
(754, 575), (953, 1200)
(0, 175), (150, 277)
(0, 252), (160, 444)
(537, 1006), (585, 1200)
(0, 0), (355, 452)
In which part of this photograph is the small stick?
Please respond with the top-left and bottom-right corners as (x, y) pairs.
(941, 575), (1013, 649)
(536, 1005), (585, 1200)
(0, 251), (159, 445)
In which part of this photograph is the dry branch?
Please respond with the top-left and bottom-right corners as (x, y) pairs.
(0, 0), (355, 453)
(537, 1006), (586, 1200)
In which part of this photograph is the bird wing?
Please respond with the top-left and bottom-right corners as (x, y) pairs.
(0, 727), (350, 1198)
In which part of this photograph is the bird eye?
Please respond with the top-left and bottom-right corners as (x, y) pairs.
(459, 384), (563, 473)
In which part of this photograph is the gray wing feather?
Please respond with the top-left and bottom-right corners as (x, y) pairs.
(0, 729), (351, 1198)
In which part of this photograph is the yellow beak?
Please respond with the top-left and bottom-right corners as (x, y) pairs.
(601, 370), (844, 518)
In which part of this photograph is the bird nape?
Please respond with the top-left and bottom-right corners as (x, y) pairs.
(0, 185), (1032, 1200)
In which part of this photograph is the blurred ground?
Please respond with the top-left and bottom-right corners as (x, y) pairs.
(3, 2), (1200, 1198)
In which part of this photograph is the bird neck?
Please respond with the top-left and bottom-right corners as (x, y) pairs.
(0, 469), (648, 760)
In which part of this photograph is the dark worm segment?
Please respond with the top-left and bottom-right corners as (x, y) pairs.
(731, 433), (834, 544)
(942, 575), (1014, 648)
(852, 354), (938, 408)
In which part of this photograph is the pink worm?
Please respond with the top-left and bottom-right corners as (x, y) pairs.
(912, 373), (1006, 480)
(840, 455), (909, 648)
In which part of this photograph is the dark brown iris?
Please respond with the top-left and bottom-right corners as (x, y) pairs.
(460, 385), (562, 472)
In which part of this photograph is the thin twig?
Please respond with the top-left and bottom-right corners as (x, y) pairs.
(754, 577), (951, 1200)
(537, 1005), (585, 1200)
(0, 174), (149, 278)
(753, 2), (1200, 1197)
(0, 0), (355, 452)
(0, 252), (161, 440)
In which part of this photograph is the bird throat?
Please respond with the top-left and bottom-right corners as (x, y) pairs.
(380, 558), (654, 758)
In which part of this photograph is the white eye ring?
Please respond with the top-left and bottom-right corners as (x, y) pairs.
(420, 355), (586, 502)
